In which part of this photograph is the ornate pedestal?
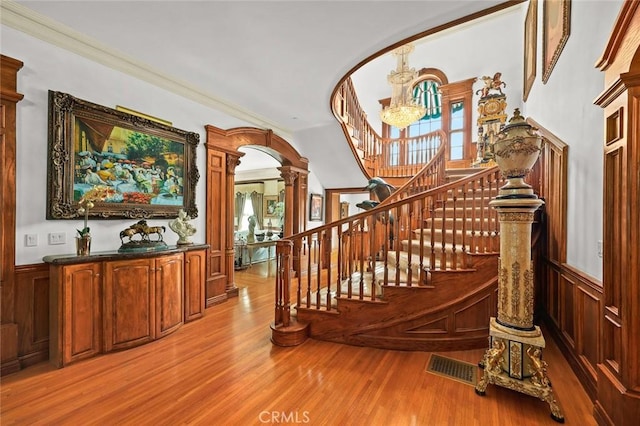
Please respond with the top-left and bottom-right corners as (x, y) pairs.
(475, 109), (564, 423)
(476, 319), (564, 422)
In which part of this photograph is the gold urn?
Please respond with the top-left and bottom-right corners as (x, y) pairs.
(492, 108), (542, 195)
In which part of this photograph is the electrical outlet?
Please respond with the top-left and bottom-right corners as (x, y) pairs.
(49, 232), (67, 245)
(25, 234), (38, 247)
(597, 240), (603, 258)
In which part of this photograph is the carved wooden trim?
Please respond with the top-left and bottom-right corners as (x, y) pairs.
(596, 0), (640, 71)
(204, 126), (309, 300)
(0, 54), (23, 376)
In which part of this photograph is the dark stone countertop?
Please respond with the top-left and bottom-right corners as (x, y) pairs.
(43, 243), (209, 265)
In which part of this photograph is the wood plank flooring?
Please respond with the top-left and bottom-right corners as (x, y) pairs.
(1, 261), (595, 425)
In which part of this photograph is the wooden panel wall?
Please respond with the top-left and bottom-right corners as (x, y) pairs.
(205, 149), (228, 306)
(14, 264), (50, 369)
(544, 261), (602, 399)
(531, 118), (604, 400)
(0, 54), (24, 376)
(593, 3), (640, 423)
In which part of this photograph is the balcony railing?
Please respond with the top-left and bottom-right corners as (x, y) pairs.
(333, 77), (446, 179)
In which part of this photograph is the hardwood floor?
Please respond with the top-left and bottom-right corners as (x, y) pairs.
(1, 261), (595, 425)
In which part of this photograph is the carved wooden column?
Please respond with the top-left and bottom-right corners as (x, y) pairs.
(277, 166), (299, 237)
(225, 153), (242, 297)
(0, 55), (23, 376)
(293, 171), (308, 235)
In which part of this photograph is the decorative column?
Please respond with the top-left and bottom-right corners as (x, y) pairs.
(277, 166), (299, 237)
(475, 110), (564, 423)
(225, 153), (242, 297)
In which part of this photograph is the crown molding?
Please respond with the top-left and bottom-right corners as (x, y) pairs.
(0, 1), (291, 138)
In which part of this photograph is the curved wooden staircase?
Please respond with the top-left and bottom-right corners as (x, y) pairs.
(270, 155), (532, 351)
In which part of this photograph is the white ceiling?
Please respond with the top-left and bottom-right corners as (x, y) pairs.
(9, 0), (512, 136)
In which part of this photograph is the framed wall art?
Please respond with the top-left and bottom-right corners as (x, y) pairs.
(264, 195), (278, 218)
(542, 0), (571, 83)
(309, 193), (323, 221)
(523, 0), (538, 101)
(46, 90), (199, 220)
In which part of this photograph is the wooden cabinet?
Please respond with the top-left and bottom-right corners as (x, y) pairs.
(50, 262), (102, 368)
(184, 249), (206, 322)
(104, 258), (155, 351)
(155, 254), (184, 337)
(46, 245), (207, 367)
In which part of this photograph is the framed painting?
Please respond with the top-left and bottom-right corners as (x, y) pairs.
(264, 195), (278, 218)
(309, 193), (323, 221)
(542, 0), (571, 83)
(46, 90), (199, 220)
(523, 0), (538, 101)
(340, 202), (349, 219)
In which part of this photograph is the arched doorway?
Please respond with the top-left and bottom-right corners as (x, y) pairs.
(203, 126), (308, 306)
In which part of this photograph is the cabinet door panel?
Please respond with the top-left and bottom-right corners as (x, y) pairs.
(155, 254), (184, 337)
(104, 259), (154, 351)
(184, 250), (205, 322)
(63, 263), (101, 364)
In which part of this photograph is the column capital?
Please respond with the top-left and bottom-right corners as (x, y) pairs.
(226, 154), (242, 175)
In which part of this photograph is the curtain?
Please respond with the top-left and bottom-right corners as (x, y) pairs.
(413, 80), (446, 120)
(234, 192), (246, 230)
(250, 191), (264, 229)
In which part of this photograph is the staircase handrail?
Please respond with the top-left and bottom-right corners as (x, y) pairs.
(273, 165), (504, 329)
(375, 140), (447, 207)
(332, 77), (445, 180)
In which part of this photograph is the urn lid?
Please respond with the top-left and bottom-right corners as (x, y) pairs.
(500, 108), (537, 134)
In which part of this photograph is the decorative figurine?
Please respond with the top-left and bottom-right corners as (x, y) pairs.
(247, 215), (256, 243)
(168, 209), (196, 245)
(527, 347), (550, 387)
(484, 339), (506, 374)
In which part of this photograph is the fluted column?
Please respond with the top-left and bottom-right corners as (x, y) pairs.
(225, 153), (241, 297)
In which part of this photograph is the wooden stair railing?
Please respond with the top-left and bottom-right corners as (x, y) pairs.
(339, 143), (446, 278)
(376, 142), (447, 205)
(272, 166), (505, 345)
(333, 77), (446, 180)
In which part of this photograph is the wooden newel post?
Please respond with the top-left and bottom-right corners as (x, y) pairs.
(274, 239), (292, 327)
(270, 239), (309, 346)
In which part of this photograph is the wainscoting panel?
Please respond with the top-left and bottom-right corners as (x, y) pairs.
(14, 263), (50, 368)
(559, 272), (575, 347)
(543, 261), (602, 399)
(576, 284), (601, 383)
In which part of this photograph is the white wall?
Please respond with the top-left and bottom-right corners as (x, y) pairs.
(1, 26), (319, 265)
(524, 0), (623, 280)
(351, 5), (525, 132)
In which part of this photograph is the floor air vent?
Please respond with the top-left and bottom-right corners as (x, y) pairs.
(426, 354), (478, 386)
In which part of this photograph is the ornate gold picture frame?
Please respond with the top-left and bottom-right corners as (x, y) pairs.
(47, 91), (199, 220)
(542, 0), (571, 83)
(263, 195), (278, 218)
(523, 0), (538, 101)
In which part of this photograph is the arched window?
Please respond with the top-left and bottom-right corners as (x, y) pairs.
(408, 79), (442, 137)
(380, 69), (474, 168)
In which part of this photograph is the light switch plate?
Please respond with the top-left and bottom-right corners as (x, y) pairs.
(49, 232), (67, 245)
(25, 234), (38, 247)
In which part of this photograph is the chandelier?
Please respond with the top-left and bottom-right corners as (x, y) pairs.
(380, 43), (426, 129)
